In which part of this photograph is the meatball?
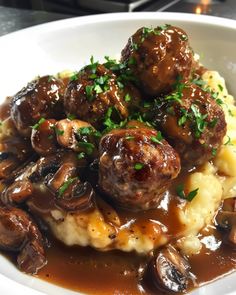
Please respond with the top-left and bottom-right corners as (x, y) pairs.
(64, 63), (141, 129)
(99, 125), (181, 210)
(153, 83), (226, 166)
(121, 25), (193, 96)
(11, 75), (65, 137)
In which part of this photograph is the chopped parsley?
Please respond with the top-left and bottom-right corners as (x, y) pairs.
(78, 142), (95, 155)
(55, 128), (64, 136)
(176, 184), (199, 202)
(134, 163), (144, 170)
(224, 136), (233, 146)
(212, 148), (217, 156)
(125, 135), (135, 141)
(190, 104), (208, 138)
(70, 72), (78, 81)
(141, 25), (170, 42)
(178, 108), (188, 126)
(180, 34), (188, 41)
(218, 84), (223, 92)
(77, 152), (86, 159)
(150, 131), (163, 144)
(31, 118), (46, 130)
(67, 114), (76, 121)
(58, 177), (77, 197)
(125, 93), (131, 102)
(48, 75), (54, 82)
(85, 85), (94, 101)
(208, 118), (218, 128)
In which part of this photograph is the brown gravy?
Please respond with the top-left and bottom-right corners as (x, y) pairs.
(35, 230), (236, 295)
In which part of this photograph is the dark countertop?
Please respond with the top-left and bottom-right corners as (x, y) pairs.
(0, 6), (73, 36)
(0, 0), (235, 37)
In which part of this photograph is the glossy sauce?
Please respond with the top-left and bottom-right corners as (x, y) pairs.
(35, 230), (236, 295)
(0, 96), (235, 295)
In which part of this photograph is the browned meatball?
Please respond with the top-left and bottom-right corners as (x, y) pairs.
(153, 83), (226, 166)
(64, 63), (141, 129)
(11, 75), (65, 137)
(99, 125), (181, 210)
(121, 25), (193, 96)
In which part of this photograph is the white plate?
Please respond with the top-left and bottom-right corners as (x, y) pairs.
(0, 12), (236, 295)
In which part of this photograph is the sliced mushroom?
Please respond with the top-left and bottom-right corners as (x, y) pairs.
(56, 119), (99, 157)
(216, 198), (236, 247)
(55, 179), (95, 212)
(147, 245), (192, 293)
(3, 180), (33, 204)
(0, 206), (46, 274)
(0, 155), (20, 179)
(31, 119), (58, 155)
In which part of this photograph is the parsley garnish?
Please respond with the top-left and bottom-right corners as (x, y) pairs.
(176, 184), (199, 202)
(218, 84), (223, 92)
(224, 136), (233, 146)
(58, 177), (77, 197)
(208, 118), (218, 128)
(77, 152), (86, 159)
(125, 135), (135, 141)
(134, 163), (144, 170)
(55, 128), (64, 136)
(67, 114), (76, 121)
(180, 34), (188, 41)
(31, 118), (46, 130)
(70, 72), (78, 81)
(78, 142), (95, 155)
(212, 148), (217, 156)
(125, 93), (131, 102)
(190, 104), (208, 138)
(150, 131), (163, 144)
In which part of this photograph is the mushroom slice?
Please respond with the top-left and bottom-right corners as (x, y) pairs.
(55, 119), (99, 157)
(216, 199), (236, 247)
(3, 180), (33, 204)
(0, 155), (19, 179)
(0, 206), (46, 274)
(55, 180), (95, 212)
(148, 245), (192, 293)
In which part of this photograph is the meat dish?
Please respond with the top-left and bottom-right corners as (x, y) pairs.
(0, 24), (235, 294)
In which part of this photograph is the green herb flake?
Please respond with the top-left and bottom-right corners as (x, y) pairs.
(70, 72), (78, 81)
(94, 84), (103, 94)
(77, 152), (86, 160)
(218, 84), (224, 92)
(78, 142), (95, 155)
(58, 177), (77, 197)
(31, 117), (46, 130)
(212, 148), (217, 157)
(48, 75), (54, 82)
(180, 34), (188, 41)
(125, 135), (135, 141)
(55, 128), (64, 136)
(208, 118), (218, 128)
(78, 126), (93, 136)
(125, 93), (131, 102)
(48, 135), (54, 140)
(176, 184), (199, 202)
(134, 163), (144, 170)
(228, 109), (234, 117)
(224, 136), (233, 146)
(85, 85), (94, 101)
(150, 131), (163, 144)
(67, 114), (76, 121)
(131, 42), (138, 50)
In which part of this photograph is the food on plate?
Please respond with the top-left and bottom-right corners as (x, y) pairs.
(0, 24), (235, 294)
